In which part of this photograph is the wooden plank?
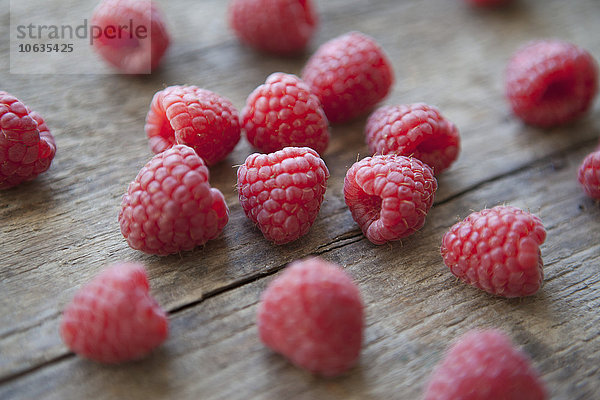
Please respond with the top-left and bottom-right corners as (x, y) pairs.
(1, 144), (598, 400)
(1, 0), (600, 397)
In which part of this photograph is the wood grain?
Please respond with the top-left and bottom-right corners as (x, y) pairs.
(1, 0), (599, 399)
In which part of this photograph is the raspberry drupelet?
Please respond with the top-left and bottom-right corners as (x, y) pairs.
(242, 72), (330, 154)
(0, 91), (56, 189)
(119, 145), (229, 256)
(505, 40), (598, 127)
(302, 31), (394, 124)
(91, 0), (170, 74)
(423, 329), (547, 400)
(60, 262), (169, 363)
(228, 0), (318, 55)
(257, 257), (364, 377)
(441, 205), (547, 297)
(343, 155), (437, 245)
(237, 147), (329, 244)
(145, 85), (241, 166)
(366, 103), (460, 175)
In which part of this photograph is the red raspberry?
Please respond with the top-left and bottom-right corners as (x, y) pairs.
(302, 31), (394, 124)
(505, 40), (598, 127)
(578, 150), (600, 199)
(441, 205), (546, 297)
(60, 262), (168, 363)
(145, 85), (241, 166)
(237, 147), (329, 244)
(424, 329), (547, 400)
(119, 145), (229, 256)
(91, 0), (170, 74)
(242, 72), (330, 154)
(343, 155), (437, 245)
(257, 257), (364, 377)
(0, 91), (56, 189)
(228, 0), (318, 55)
(365, 103), (460, 175)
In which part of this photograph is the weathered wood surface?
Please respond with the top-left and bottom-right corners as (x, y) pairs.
(1, 0), (599, 399)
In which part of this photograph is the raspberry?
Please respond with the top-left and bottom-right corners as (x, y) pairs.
(228, 0), (318, 55)
(302, 31), (394, 124)
(365, 104), (460, 175)
(242, 72), (330, 154)
(257, 257), (364, 377)
(441, 205), (546, 298)
(145, 85), (241, 166)
(505, 40), (598, 127)
(423, 329), (547, 400)
(119, 145), (229, 255)
(0, 91), (56, 189)
(90, 0), (170, 74)
(60, 262), (168, 363)
(343, 155), (437, 245)
(237, 147), (329, 244)
(578, 150), (600, 199)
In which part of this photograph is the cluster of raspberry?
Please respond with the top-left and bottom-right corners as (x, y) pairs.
(2, 0), (598, 398)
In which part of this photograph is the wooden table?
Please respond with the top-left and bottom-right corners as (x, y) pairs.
(1, 0), (599, 399)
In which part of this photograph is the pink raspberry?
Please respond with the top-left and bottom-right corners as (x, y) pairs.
(119, 145), (229, 256)
(302, 31), (394, 124)
(0, 91), (56, 189)
(578, 150), (600, 199)
(237, 147), (329, 244)
(242, 72), (330, 154)
(60, 262), (168, 363)
(228, 0), (318, 55)
(441, 205), (546, 297)
(365, 103), (461, 175)
(505, 40), (598, 127)
(424, 329), (547, 400)
(343, 155), (437, 245)
(145, 85), (241, 166)
(257, 257), (364, 377)
(91, 0), (170, 74)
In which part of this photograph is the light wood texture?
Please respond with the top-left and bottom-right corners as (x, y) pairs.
(1, 0), (599, 399)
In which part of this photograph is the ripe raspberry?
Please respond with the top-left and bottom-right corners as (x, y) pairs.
(237, 147), (329, 244)
(424, 329), (547, 400)
(0, 91), (56, 189)
(505, 40), (598, 127)
(60, 262), (168, 363)
(302, 31), (394, 124)
(365, 103), (460, 175)
(228, 0), (318, 55)
(578, 150), (600, 199)
(119, 145), (229, 256)
(441, 205), (546, 297)
(145, 85), (241, 166)
(90, 0), (170, 74)
(242, 72), (330, 154)
(257, 257), (364, 377)
(343, 155), (437, 245)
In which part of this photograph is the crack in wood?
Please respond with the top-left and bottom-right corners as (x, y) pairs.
(0, 354), (74, 386)
(0, 311), (61, 341)
(434, 137), (599, 207)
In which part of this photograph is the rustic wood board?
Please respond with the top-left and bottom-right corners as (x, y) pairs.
(1, 0), (599, 399)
